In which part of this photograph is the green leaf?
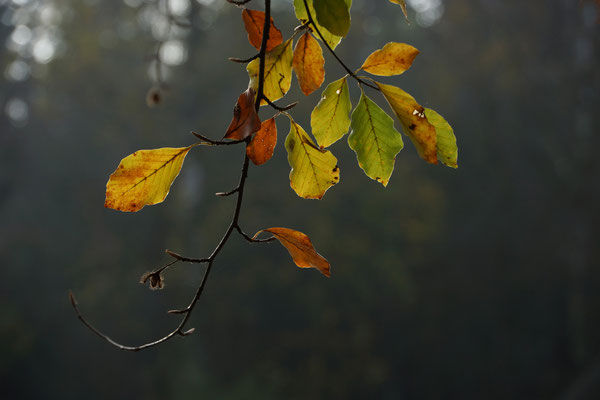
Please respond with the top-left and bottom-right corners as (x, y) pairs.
(285, 118), (340, 199)
(313, 0), (351, 37)
(425, 108), (458, 168)
(349, 92), (403, 186)
(293, 0), (345, 49)
(310, 77), (352, 148)
(247, 39), (294, 105)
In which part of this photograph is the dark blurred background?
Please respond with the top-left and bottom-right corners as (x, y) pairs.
(1, 0), (599, 398)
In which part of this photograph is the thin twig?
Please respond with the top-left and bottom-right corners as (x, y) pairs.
(191, 131), (246, 146)
(147, 0), (191, 103)
(236, 225), (276, 243)
(229, 54), (259, 63)
(165, 249), (210, 263)
(226, 0), (253, 5)
(262, 95), (299, 111)
(301, 0), (379, 91)
(216, 187), (239, 197)
(71, 0), (274, 351)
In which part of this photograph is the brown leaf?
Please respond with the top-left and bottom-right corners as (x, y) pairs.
(292, 32), (325, 96)
(224, 88), (262, 140)
(254, 227), (331, 277)
(241, 8), (283, 52)
(246, 118), (277, 165)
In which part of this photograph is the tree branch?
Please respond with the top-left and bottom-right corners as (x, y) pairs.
(71, 0), (274, 351)
(301, 0), (379, 91)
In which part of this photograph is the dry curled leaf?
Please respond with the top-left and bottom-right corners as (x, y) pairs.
(247, 117), (277, 165)
(224, 88), (262, 140)
(241, 8), (283, 52)
(254, 227), (331, 277)
(140, 271), (164, 290)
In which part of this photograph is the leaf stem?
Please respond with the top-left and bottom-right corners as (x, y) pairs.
(236, 225), (276, 243)
(301, 0), (379, 91)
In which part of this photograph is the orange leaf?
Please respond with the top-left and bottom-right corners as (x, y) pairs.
(224, 88), (262, 140)
(241, 8), (283, 52)
(254, 227), (331, 277)
(292, 32), (325, 96)
(246, 118), (277, 165)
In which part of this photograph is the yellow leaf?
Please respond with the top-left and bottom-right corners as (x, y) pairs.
(389, 0), (409, 20)
(254, 227), (330, 277)
(292, 32), (325, 96)
(104, 147), (191, 212)
(247, 39), (294, 106)
(285, 118), (339, 199)
(361, 42), (419, 76)
(376, 82), (438, 164)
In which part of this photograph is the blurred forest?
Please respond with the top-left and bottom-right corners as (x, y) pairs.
(1, 0), (599, 398)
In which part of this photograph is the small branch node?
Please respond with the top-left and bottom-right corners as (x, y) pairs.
(165, 250), (210, 264)
(226, 0), (253, 6)
(216, 187), (240, 197)
(69, 290), (78, 307)
(165, 249), (184, 260)
(191, 131), (246, 146)
(181, 328), (196, 336)
(262, 96), (299, 111)
(228, 54), (259, 63)
(168, 308), (190, 314)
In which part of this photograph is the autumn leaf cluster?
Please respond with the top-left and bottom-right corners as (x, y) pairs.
(103, 0), (458, 277)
